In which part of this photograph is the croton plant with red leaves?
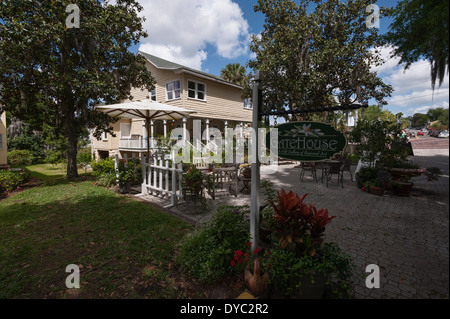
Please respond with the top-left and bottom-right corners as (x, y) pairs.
(268, 189), (335, 256)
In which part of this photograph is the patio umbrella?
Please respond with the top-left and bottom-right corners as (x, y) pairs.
(96, 100), (196, 158)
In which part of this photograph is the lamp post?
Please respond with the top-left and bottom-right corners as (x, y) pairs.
(250, 71), (263, 252)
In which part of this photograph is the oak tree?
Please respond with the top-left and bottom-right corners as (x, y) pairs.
(0, 0), (155, 178)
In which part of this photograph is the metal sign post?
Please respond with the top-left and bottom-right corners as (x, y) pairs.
(250, 71), (263, 252)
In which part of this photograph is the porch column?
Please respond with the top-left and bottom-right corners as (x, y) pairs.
(240, 122), (244, 138)
(206, 119), (210, 142)
(182, 117), (187, 141)
(163, 120), (167, 138)
(150, 120), (154, 148)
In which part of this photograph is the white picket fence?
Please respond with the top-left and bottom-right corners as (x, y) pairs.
(140, 151), (184, 208)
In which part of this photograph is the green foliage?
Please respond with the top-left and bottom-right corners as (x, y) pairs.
(349, 117), (407, 168)
(249, 0), (393, 117)
(0, 169), (32, 194)
(0, 0), (155, 178)
(6, 124), (45, 159)
(268, 243), (355, 299)
(181, 165), (204, 195)
(90, 158), (115, 178)
(44, 150), (65, 165)
(383, 0), (449, 90)
(77, 148), (92, 168)
(7, 150), (34, 166)
(176, 206), (250, 283)
(95, 172), (117, 188)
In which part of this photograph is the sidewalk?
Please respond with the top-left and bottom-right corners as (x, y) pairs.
(136, 151), (449, 299)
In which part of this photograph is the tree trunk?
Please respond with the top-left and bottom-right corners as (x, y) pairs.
(66, 122), (79, 179)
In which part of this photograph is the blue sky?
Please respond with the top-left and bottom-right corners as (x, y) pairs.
(130, 0), (449, 117)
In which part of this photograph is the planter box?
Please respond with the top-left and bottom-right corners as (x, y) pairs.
(392, 182), (414, 197)
(369, 185), (385, 196)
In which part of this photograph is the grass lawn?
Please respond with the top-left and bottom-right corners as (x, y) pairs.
(21, 163), (92, 181)
(0, 171), (198, 298)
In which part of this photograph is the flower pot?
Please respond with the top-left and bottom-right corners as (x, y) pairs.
(392, 181), (414, 197)
(119, 181), (131, 194)
(369, 185), (385, 196)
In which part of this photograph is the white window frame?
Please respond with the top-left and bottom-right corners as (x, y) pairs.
(150, 88), (157, 101)
(187, 79), (206, 101)
(243, 98), (253, 109)
(120, 123), (131, 139)
(102, 131), (108, 141)
(165, 80), (181, 101)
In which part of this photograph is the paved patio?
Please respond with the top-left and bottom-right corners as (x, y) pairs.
(136, 147), (449, 299)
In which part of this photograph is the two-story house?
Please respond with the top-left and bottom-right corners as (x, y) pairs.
(92, 51), (253, 160)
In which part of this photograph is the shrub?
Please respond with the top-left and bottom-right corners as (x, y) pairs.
(95, 172), (117, 187)
(44, 149), (66, 165)
(7, 150), (34, 166)
(176, 206), (250, 283)
(90, 158), (115, 177)
(268, 243), (355, 299)
(0, 169), (32, 194)
(77, 147), (92, 168)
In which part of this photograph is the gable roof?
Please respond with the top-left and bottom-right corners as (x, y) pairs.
(138, 51), (243, 90)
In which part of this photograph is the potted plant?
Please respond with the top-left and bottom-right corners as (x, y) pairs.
(266, 189), (355, 299)
(181, 165), (204, 199)
(364, 178), (386, 196)
(385, 160), (440, 196)
(355, 167), (378, 189)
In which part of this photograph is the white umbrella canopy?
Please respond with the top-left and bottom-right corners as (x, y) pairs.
(96, 100), (196, 156)
(97, 100), (196, 121)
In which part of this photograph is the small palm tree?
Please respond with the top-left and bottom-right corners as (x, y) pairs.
(221, 63), (253, 100)
(220, 63), (247, 87)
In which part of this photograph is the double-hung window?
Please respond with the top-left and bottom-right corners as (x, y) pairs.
(166, 80), (181, 101)
(120, 123), (131, 139)
(150, 89), (157, 101)
(188, 80), (206, 101)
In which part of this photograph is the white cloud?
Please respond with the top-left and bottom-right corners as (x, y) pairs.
(137, 0), (249, 70)
(371, 45), (449, 116)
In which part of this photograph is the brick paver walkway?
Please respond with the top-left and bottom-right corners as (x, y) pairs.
(137, 141), (449, 299)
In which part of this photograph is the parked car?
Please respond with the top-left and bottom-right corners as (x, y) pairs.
(438, 131), (449, 138)
(432, 131), (441, 137)
(417, 131), (424, 136)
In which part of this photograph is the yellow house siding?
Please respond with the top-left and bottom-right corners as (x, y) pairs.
(128, 63), (252, 122)
(93, 56), (253, 155)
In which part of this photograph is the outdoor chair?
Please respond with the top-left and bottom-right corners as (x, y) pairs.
(325, 162), (344, 188)
(313, 162), (327, 183)
(342, 158), (354, 181)
(299, 162), (318, 183)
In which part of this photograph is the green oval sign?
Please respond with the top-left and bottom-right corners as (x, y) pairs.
(269, 121), (347, 162)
